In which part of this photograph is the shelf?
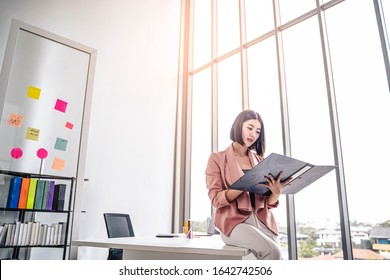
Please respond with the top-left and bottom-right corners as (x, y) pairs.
(0, 245), (67, 248)
(0, 170), (75, 180)
(0, 208), (69, 213)
(0, 171), (75, 260)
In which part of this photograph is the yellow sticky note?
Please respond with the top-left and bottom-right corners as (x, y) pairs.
(52, 157), (65, 172)
(27, 86), (41, 100)
(26, 127), (40, 141)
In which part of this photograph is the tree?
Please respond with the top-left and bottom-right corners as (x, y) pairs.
(379, 220), (390, 227)
(298, 236), (320, 258)
(297, 226), (317, 239)
(355, 239), (373, 249)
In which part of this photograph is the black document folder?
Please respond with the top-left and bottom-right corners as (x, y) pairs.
(229, 153), (335, 195)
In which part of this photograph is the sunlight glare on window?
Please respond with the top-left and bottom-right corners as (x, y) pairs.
(245, 0), (274, 43)
(217, 53), (243, 150)
(217, 0), (240, 56)
(190, 68), (212, 225)
(193, 0), (211, 69)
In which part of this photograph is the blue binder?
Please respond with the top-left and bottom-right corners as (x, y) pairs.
(7, 177), (23, 208)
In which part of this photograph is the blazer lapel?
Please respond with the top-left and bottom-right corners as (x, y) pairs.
(225, 144), (252, 212)
(225, 145), (243, 185)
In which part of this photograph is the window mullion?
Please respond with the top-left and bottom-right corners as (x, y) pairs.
(239, 0), (249, 109)
(273, 0), (297, 260)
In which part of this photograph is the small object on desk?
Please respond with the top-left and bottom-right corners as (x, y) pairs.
(187, 227), (193, 239)
(184, 220), (189, 235)
(155, 233), (181, 238)
(184, 219), (193, 239)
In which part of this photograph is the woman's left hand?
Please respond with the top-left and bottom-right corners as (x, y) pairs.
(263, 171), (292, 195)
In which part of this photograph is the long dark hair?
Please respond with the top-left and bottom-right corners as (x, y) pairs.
(230, 109), (266, 157)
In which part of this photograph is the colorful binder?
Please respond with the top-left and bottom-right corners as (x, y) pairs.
(57, 184), (66, 211)
(41, 180), (50, 210)
(46, 181), (55, 210)
(26, 178), (38, 209)
(53, 184), (66, 211)
(7, 177), (23, 208)
(34, 180), (45, 209)
(17, 178), (30, 209)
(0, 175), (12, 208)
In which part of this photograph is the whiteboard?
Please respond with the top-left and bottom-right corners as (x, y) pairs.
(0, 20), (95, 177)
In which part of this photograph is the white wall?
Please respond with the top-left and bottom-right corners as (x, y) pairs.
(0, 0), (181, 259)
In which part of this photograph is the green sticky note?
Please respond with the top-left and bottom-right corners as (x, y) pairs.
(54, 137), (68, 151)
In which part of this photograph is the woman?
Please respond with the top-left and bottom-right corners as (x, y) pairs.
(205, 109), (289, 260)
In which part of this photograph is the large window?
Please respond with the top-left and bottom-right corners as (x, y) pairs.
(177, 0), (390, 260)
(325, 0), (390, 259)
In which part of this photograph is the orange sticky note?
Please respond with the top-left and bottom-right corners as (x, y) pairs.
(52, 157), (65, 172)
(27, 86), (41, 100)
(8, 113), (23, 128)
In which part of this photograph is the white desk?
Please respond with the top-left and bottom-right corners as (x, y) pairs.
(73, 235), (254, 260)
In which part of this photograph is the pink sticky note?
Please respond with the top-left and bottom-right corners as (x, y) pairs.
(37, 148), (48, 159)
(11, 147), (23, 159)
(54, 99), (68, 113)
(65, 122), (74, 130)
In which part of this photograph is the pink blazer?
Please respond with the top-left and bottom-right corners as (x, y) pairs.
(205, 144), (279, 236)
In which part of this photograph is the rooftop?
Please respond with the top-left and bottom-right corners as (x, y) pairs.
(370, 226), (390, 238)
(333, 249), (385, 260)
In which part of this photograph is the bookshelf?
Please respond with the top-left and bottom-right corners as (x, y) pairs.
(0, 170), (75, 260)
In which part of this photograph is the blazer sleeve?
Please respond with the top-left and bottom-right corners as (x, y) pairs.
(205, 153), (230, 208)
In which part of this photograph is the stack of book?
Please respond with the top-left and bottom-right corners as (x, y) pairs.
(0, 221), (67, 247)
(0, 176), (67, 211)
